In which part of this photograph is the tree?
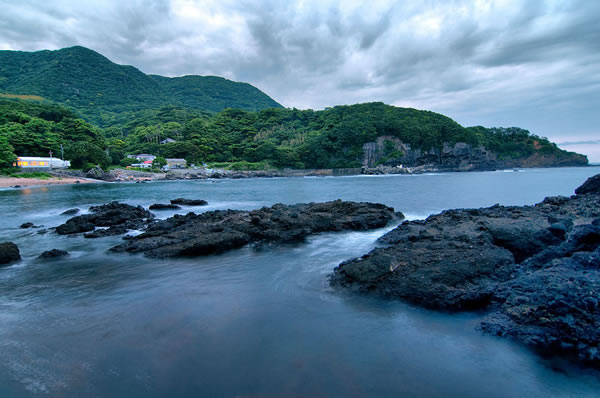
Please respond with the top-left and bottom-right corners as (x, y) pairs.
(152, 156), (167, 169)
(66, 142), (110, 169)
(0, 135), (16, 167)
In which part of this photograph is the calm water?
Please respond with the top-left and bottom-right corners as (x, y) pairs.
(1, 167), (600, 397)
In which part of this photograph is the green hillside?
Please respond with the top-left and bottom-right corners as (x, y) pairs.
(0, 99), (586, 171)
(0, 46), (282, 126)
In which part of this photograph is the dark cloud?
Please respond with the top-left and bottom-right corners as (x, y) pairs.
(0, 0), (599, 160)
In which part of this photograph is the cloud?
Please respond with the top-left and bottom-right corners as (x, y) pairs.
(0, 0), (599, 159)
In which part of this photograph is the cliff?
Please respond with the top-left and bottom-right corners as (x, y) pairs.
(362, 135), (588, 171)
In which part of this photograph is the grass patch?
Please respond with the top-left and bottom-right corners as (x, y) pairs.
(9, 171), (54, 179)
(0, 93), (46, 101)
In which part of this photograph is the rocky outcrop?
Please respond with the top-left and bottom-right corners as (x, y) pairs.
(331, 174), (600, 366)
(170, 198), (208, 206)
(111, 200), (401, 258)
(575, 174), (600, 195)
(38, 249), (69, 259)
(56, 201), (153, 235)
(361, 136), (588, 171)
(0, 242), (21, 265)
(149, 203), (181, 210)
(362, 136), (498, 170)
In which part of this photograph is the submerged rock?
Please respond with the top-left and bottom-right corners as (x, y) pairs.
(330, 174), (600, 366)
(56, 201), (153, 235)
(170, 198), (208, 206)
(0, 242), (21, 265)
(38, 249), (69, 259)
(61, 208), (80, 215)
(20, 222), (35, 229)
(111, 200), (401, 258)
(149, 203), (181, 210)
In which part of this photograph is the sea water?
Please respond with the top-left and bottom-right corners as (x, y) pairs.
(1, 167), (600, 397)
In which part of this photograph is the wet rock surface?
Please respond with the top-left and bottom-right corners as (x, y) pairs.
(149, 203), (181, 210)
(56, 201), (153, 235)
(331, 174), (600, 366)
(170, 198), (208, 206)
(61, 208), (80, 215)
(38, 249), (69, 259)
(111, 200), (401, 258)
(0, 242), (21, 265)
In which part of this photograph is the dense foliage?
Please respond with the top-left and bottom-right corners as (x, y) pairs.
(0, 98), (582, 171)
(0, 46), (282, 126)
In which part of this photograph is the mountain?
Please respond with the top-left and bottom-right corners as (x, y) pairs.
(0, 46), (282, 125)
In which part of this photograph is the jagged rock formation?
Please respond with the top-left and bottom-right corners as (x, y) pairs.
(362, 135), (588, 171)
(56, 201), (153, 235)
(111, 200), (401, 258)
(331, 174), (600, 366)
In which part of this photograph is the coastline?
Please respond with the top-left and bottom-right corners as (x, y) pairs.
(2, 164), (597, 189)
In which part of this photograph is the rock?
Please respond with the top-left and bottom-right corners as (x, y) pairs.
(170, 198), (208, 206)
(0, 242), (20, 265)
(360, 135), (587, 172)
(38, 249), (69, 259)
(149, 203), (181, 210)
(330, 174), (600, 366)
(61, 208), (80, 215)
(13, 184), (21, 188)
(85, 166), (107, 180)
(111, 200), (401, 258)
(56, 201), (153, 235)
(575, 174), (600, 195)
(20, 222), (34, 229)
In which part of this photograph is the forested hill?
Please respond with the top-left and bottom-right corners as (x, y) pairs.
(0, 46), (282, 125)
(0, 99), (588, 171)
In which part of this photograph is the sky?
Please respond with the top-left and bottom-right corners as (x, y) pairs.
(1, 0), (599, 161)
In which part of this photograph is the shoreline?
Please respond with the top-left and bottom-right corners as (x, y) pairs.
(2, 164), (598, 189)
(0, 176), (100, 189)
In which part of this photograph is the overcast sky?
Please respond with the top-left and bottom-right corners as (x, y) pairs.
(1, 0), (599, 160)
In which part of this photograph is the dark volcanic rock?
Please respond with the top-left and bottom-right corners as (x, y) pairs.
(38, 249), (69, 259)
(0, 242), (20, 265)
(575, 174), (600, 195)
(170, 198), (208, 206)
(111, 200), (401, 258)
(149, 203), (181, 210)
(56, 201), (153, 235)
(61, 208), (80, 215)
(20, 222), (34, 229)
(330, 174), (600, 366)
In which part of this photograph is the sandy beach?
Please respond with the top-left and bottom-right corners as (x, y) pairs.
(0, 176), (99, 188)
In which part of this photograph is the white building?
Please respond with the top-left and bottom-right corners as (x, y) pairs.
(14, 156), (71, 169)
(127, 154), (156, 162)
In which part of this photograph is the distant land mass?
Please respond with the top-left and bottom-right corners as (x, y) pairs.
(0, 46), (282, 125)
(0, 46), (589, 171)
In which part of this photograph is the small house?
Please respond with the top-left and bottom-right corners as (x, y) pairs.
(166, 158), (187, 168)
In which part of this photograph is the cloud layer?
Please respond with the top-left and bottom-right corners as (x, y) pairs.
(1, 0), (599, 159)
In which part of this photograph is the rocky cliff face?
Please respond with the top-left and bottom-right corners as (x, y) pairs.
(362, 136), (588, 171)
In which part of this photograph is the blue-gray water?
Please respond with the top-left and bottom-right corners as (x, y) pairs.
(1, 167), (600, 397)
